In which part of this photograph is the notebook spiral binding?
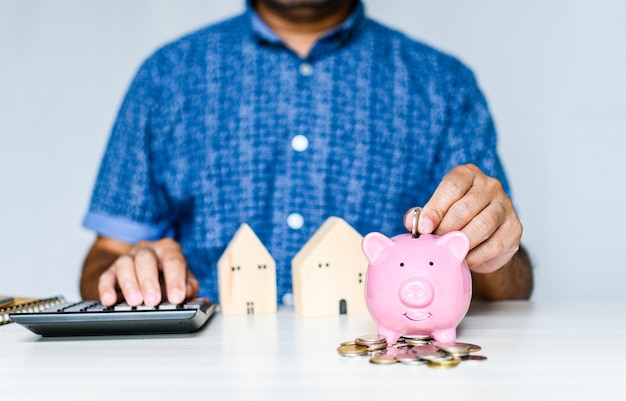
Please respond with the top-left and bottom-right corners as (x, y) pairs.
(0, 295), (66, 325)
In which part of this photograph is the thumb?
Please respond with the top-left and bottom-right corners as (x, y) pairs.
(403, 206), (436, 235)
(417, 205), (438, 234)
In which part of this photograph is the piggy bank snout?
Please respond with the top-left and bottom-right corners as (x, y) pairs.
(398, 278), (434, 308)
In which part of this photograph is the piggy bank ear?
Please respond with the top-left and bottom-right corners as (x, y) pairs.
(362, 232), (394, 263)
(436, 231), (470, 262)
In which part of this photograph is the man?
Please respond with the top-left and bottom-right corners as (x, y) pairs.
(80, 0), (533, 307)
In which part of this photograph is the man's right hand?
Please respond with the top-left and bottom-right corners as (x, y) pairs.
(80, 236), (199, 307)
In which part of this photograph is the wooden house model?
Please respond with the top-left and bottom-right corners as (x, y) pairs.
(291, 216), (368, 317)
(217, 223), (277, 315)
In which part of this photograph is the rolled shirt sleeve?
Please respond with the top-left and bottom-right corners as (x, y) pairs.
(82, 56), (174, 244)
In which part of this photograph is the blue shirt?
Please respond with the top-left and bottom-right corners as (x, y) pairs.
(83, 1), (510, 304)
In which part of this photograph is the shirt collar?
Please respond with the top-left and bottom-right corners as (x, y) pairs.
(247, 0), (365, 47)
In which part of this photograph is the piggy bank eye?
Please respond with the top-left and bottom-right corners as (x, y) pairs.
(399, 262), (405, 267)
(429, 261), (434, 266)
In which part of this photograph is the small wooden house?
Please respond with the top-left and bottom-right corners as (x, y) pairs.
(217, 223), (277, 315)
(291, 216), (368, 317)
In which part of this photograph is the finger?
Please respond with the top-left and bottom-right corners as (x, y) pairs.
(155, 239), (188, 304)
(420, 165), (475, 234)
(458, 202), (503, 250)
(470, 247), (518, 275)
(465, 218), (522, 273)
(114, 254), (144, 306)
(186, 272), (200, 299)
(98, 267), (119, 307)
(134, 246), (162, 306)
(437, 185), (491, 234)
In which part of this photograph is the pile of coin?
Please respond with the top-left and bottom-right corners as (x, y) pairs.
(337, 334), (487, 369)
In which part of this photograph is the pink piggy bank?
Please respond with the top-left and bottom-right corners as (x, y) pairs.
(361, 231), (472, 344)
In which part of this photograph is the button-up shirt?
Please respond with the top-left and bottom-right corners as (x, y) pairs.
(83, 1), (511, 303)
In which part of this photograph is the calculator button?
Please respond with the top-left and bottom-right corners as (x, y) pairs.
(183, 302), (203, 309)
(157, 303), (179, 310)
(136, 305), (157, 311)
(113, 303), (134, 311)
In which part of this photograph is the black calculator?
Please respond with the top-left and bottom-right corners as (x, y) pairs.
(10, 298), (217, 337)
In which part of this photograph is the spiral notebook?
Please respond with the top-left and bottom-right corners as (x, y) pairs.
(0, 294), (66, 325)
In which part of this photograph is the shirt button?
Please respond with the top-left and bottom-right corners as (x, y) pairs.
(282, 292), (294, 306)
(287, 213), (304, 230)
(299, 62), (313, 76)
(291, 135), (309, 152)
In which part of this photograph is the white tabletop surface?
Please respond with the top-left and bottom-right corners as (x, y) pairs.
(1, 300), (625, 400)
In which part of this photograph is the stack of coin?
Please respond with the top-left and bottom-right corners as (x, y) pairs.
(336, 341), (368, 357)
(337, 334), (486, 369)
(355, 334), (387, 353)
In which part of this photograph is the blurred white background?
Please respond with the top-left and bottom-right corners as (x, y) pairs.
(1, 0), (625, 301)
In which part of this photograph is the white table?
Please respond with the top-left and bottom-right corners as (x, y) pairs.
(1, 300), (625, 400)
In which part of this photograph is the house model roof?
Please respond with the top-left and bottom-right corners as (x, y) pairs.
(217, 223), (277, 315)
(291, 216), (368, 317)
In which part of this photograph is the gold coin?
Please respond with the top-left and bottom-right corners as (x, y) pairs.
(464, 343), (482, 353)
(427, 357), (461, 369)
(404, 338), (430, 346)
(337, 343), (368, 357)
(369, 353), (398, 365)
(433, 342), (471, 356)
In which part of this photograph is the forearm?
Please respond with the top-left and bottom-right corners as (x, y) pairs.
(471, 244), (534, 301)
(80, 247), (119, 300)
